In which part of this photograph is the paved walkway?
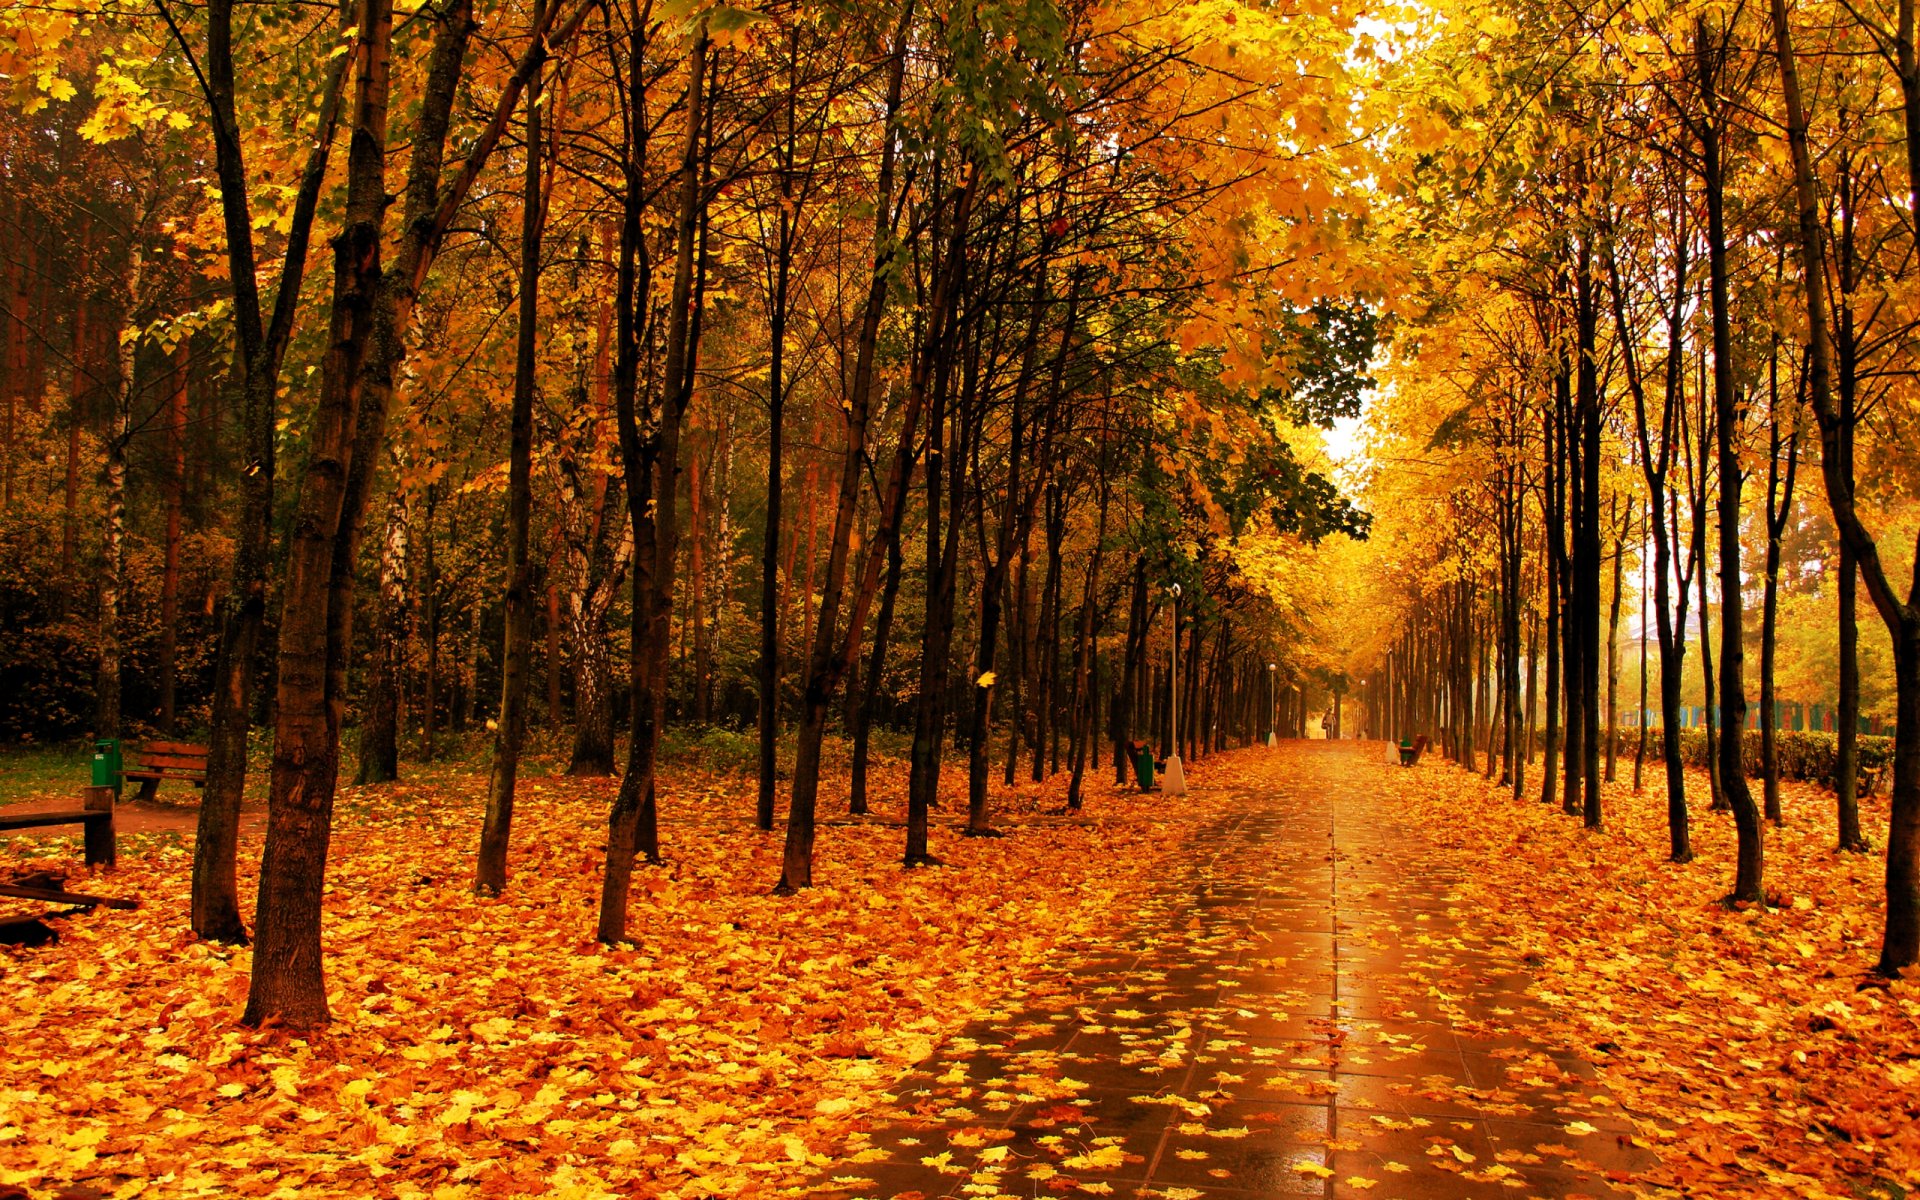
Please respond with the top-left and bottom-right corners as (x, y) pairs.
(819, 741), (1658, 1199)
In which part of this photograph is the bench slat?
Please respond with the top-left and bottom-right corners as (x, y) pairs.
(141, 741), (210, 756)
(0, 810), (111, 831)
(0, 882), (138, 910)
(130, 753), (209, 769)
(125, 763), (208, 776)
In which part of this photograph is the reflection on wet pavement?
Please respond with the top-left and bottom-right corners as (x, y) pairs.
(813, 742), (1660, 1198)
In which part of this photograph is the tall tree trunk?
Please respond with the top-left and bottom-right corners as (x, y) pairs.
(1635, 498), (1650, 794)
(782, 4), (923, 859)
(159, 343), (189, 735)
(246, 0), (406, 1025)
(566, 582), (621, 774)
(756, 224), (789, 832)
(97, 246), (144, 743)
(850, 534), (904, 816)
(1699, 19), (1763, 898)
(1835, 284), (1867, 849)
(1691, 365), (1725, 813)
(1574, 237), (1603, 830)
(1604, 501), (1624, 785)
(250, 0), (564, 1018)
(355, 465), (409, 784)
(1067, 464), (1108, 811)
(546, 541), (564, 727)
(477, 12), (544, 896)
(1541, 374), (1563, 808)
(423, 486), (440, 762)
(1772, 0), (1920, 971)
(62, 218), (91, 586)
(1760, 344), (1798, 827)
(905, 330), (967, 870)
(965, 264), (1050, 833)
(602, 26), (709, 940)
(1523, 600), (1537, 774)
(1032, 484), (1062, 781)
(1113, 557), (1147, 784)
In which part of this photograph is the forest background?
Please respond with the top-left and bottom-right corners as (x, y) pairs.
(0, 0), (1918, 1023)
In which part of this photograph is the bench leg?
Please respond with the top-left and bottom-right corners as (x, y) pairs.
(82, 786), (116, 869)
(135, 778), (159, 803)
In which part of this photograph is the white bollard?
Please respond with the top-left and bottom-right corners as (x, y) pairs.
(1161, 754), (1188, 796)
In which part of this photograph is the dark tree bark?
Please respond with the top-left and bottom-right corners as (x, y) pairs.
(1611, 206), (1693, 859)
(1832, 173), (1869, 852)
(754, 33), (797, 834)
(1032, 482), (1063, 781)
(248, 0), (574, 1019)
(601, 24), (709, 941)
(965, 263), (1052, 833)
(355, 468), (409, 784)
(1697, 18), (1764, 899)
(1773, 0), (1920, 972)
(1572, 234), (1603, 830)
(1760, 339), (1800, 827)
(905, 316), (970, 870)
(1540, 368), (1563, 809)
(477, 6), (546, 896)
(1604, 501), (1624, 785)
(784, 4), (917, 844)
(158, 344), (188, 735)
(850, 534), (904, 816)
(1112, 557), (1148, 784)
(247, 0), (411, 1024)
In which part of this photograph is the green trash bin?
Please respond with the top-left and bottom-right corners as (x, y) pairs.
(1131, 742), (1155, 793)
(92, 738), (123, 797)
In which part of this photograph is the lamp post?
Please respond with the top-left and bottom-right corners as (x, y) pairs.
(1266, 662), (1277, 746)
(1164, 583), (1187, 795)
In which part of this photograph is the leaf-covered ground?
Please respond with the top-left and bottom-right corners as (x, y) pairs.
(807, 740), (1661, 1200)
(0, 751), (1220, 1199)
(1394, 751), (1920, 1198)
(5, 741), (1917, 1200)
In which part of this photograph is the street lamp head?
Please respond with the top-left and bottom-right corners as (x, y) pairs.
(1266, 662), (1275, 671)
(1169, 583), (1181, 599)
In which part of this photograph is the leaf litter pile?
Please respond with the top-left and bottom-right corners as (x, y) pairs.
(0, 756), (1220, 1200)
(1392, 758), (1920, 1198)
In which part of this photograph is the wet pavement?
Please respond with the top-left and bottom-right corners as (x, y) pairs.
(815, 741), (1659, 1199)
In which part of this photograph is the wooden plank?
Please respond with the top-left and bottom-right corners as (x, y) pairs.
(0, 882), (138, 910)
(141, 741), (210, 756)
(82, 786), (115, 868)
(131, 753), (209, 770)
(0, 809), (105, 831)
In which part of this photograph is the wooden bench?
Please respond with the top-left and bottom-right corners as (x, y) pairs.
(0, 786), (115, 866)
(123, 741), (209, 801)
(1398, 734), (1430, 767)
(1859, 765), (1884, 799)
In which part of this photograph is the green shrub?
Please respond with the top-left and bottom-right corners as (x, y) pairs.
(1612, 726), (1892, 783)
(659, 724), (763, 773)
